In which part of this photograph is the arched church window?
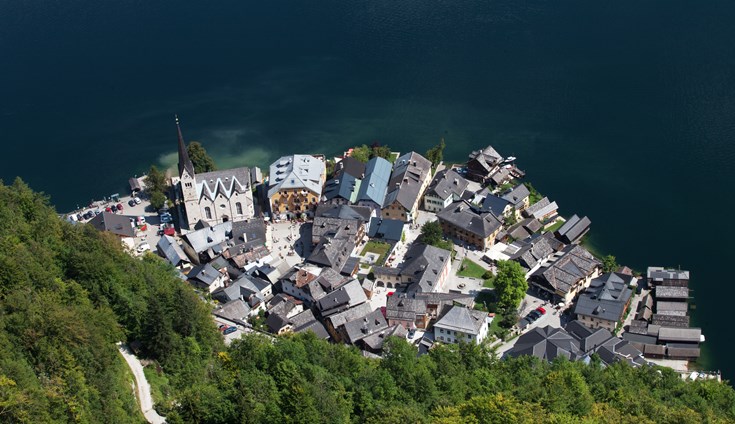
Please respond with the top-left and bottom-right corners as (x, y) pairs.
(236, 202), (243, 215)
(205, 207), (212, 220)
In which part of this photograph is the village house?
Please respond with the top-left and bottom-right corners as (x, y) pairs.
(180, 221), (232, 265)
(647, 267), (690, 287)
(88, 212), (137, 239)
(523, 197), (559, 227)
(317, 279), (369, 318)
(501, 184), (531, 214)
(528, 244), (602, 304)
(334, 156), (366, 179)
(372, 243), (452, 292)
(385, 292), (475, 330)
(554, 214), (591, 244)
(173, 117), (255, 229)
(322, 173), (361, 205)
(382, 152), (432, 222)
(509, 232), (565, 272)
(268, 154), (326, 219)
(422, 169), (469, 212)
(187, 262), (228, 293)
(156, 235), (192, 270)
(573, 272), (635, 332)
(433, 305), (492, 345)
(466, 145), (503, 184)
(356, 156), (392, 213)
(436, 200), (503, 251)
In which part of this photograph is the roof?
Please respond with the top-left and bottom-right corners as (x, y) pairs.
(317, 280), (368, 316)
(565, 320), (613, 352)
(323, 173), (361, 203)
(436, 200), (502, 239)
(290, 309), (330, 339)
(368, 218), (404, 241)
(343, 309), (389, 344)
(268, 154), (325, 198)
(574, 272), (633, 322)
(88, 212), (136, 237)
(335, 156), (366, 179)
(183, 221), (232, 253)
(658, 327), (701, 343)
(507, 325), (584, 361)
(230, 219), (267, 245)
(555, 214), (591, 243)
(361, 325), (408, 351)
(400, 243), (451, 293)
(315, 204), (373, 222)
(510, 232), (564, 270)
(156, 235), (189, 267)
(426, 169), (469, 201)
(531, 245), (601, 296)
(384, 152), (432, 210)
(356, 157), (392, 206)
(176, 117), (195, 177)
(195, 167), (251, 202)
(652, 314), (690, 328)
(654, 286), (689, 299)
(213, 299), (251, 322)
(129, 177), (142, 192)
(647, 267), (690, 282)
(467, 145), (503, 172)
(326, 302), (374, 329)
(385, 294), (428, 322)
(307, 235), (356, 272)
(525, 197), (559, 220)
(501, 184), (530, 208)
(480, 194), (512, 216)
(187, 263), (221, 287)
(433, 306), (488, 335)
(655, 301), (688, 316)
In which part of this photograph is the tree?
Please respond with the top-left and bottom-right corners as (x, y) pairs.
(145, 165), (167, 194)
(602, 255), (618, 273)
(493, 260), (528, 312)
(370, 143), (392, 161)
(350, 145), (371, 163)
(425, 138), (446, 168)
(420, 221), (444, 246)
(150, 191), (167, 210)
(187, 141), (217, 173)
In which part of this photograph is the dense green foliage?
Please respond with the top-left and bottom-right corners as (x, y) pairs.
(350, 144), (393, 163)
(425, 139), (445, 168)
(0, 179), (221, 423)
(602, 255), (618, 273)
(420, 221), (453, 252)
(494, 260), (528, 312)
(171, 332), (735, 423)
(144, 165), (169, 209)
(186, 141), (217, 174)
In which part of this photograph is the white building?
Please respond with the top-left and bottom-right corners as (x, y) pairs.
(175, 117), (255, 229)
(423, 169), (469, 212)
(433, 306), (492, 345)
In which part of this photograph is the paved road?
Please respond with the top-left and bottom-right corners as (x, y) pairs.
(118, 343), (166, 424)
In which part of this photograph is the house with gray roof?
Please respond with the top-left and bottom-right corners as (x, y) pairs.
(523, 197), (559, 226)
(343, 309), (390, 345)
(423, 169), (469, 212)
(361, 324), (408, 354)
(324, 302), (374, 342)
(507, 326), (584, 362)
(466, 145), (503, 184)
(554, 214), (591, 244)
(181, 221), (232, 264)
(268, 154), (326, 219)
(213, 299), (251, 323)
(334, 156), (366, 179)
(529, 244), (601, 303)
(323, 173), (362, 205)
(367, 218), (404, 242)
(89, 212), (137, 238)
(373, 243), (452, 293)
(433, 306), (492, 345)
(647, 267), (690, 287)
(436, 200), (503, 251)
(509, 232), (565, 272)
(156, 235), (191, 270)
(574, 272), (635, 332)
(317, 279), (369, 317)
(356, 156), (392, 212)
(187, 263), (228, 293)
(479, 194), (513, 218)
(316, 203), (374, 223)
(382, 152), (432, 222)
(501, 184), (531, 212)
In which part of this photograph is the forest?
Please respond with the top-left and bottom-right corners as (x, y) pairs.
(1, 178), (734, 423)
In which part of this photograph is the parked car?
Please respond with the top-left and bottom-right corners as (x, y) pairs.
(160, 213), (173, 223)
(218, 324), (227, 332)
(536, 306), (547, 315)
(134, 196), (142, 204)
(223, 326), (237, 335)
(128, 199), (136, 207)
(407, 328), (416, 339)
(116, 203), (123, 211)
(136, 243), (150, 253)
(527, 311), (541, 321)
(105, 207), (112, 213)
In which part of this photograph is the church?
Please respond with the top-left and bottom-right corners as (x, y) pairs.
(174, 117), (255, 229)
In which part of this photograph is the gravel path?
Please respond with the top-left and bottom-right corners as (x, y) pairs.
(118, 343), (166, 424)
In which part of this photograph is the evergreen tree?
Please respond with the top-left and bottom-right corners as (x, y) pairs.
(187, 141), (217, 173)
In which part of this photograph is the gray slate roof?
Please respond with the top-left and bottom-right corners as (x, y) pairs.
(525, 197), (559, 220)
(384, 152), (431, 210)
(574, 272), (633, 323)
(89, 212), (136, 237)
(531, 245), (601, 296)
(480, 194), (511, 216)
(157, 235), (189, 267)
(510, 232), (564, 270)
(400, 243), (451, 293)
(213, 299), (251, 322)
(507, 326), (584, 361)
(323, 173), (361, 202)
(268, 154), (325, 198)
(187, 263), (221, 287)
(343, 309), (389, 344)
(654, 286), (689, 299)
(555, 214), (591, 243)
(647, 267), (690, 282)
(335, 156), (366, 179)
(436, 200), (502, 239)
(317, 279), (368, 316)
(368, 218), (404, 241)
(183, 221), (232, 253)
(433, 306), (488, 335)
(356, 157), (391, 206)
(501, 184), (530, 208)
(315, 204), (373, 222)
(426, 169), (469, 201)
(467, 145), (503, 172)
(195, 167), (251, 201)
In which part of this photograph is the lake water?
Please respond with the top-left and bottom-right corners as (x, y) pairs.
(2, 0), (734, 379)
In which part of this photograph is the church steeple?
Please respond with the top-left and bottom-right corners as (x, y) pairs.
(176, 115), (195, 177)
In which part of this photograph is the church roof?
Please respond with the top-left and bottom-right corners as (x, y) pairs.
(195, 167), (251, 201)
(176, 115), (195, 177)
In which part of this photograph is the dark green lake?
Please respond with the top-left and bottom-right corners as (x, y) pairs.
(2, 0), (734, 378)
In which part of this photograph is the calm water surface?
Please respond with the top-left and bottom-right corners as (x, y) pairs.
(2, 0), (734, 378)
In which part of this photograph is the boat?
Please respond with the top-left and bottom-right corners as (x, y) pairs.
(503, 156), (517, 163)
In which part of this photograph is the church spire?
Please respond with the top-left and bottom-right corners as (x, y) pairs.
(176, 115), (195, 177)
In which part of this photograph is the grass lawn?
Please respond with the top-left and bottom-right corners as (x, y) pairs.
(488, 314), (504, 337)
(544, 219), (565, 234)
(457, 258), (487, 278)
(143, 365), (172, 412)
(483, 277), (495, 288)
(360, 241), (392, 265)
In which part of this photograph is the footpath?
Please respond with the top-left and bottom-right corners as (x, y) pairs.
(117, 343), (166, 424)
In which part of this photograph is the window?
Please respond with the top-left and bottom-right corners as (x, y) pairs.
(204, 207), (212, 220)
(185, 182), (192, 188)
(440, 328), (444, 333)
(236, 202), (242, 215)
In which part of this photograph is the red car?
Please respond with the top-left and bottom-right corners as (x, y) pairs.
(536, 306), (546, 315)
(116, 203), (123, 211)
